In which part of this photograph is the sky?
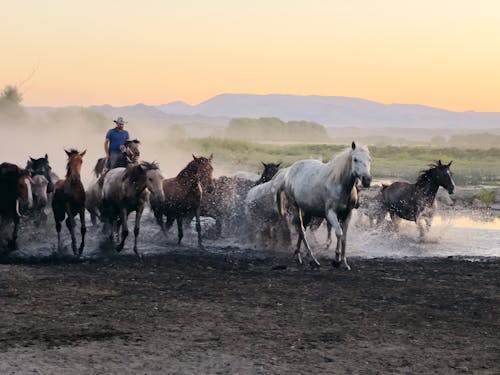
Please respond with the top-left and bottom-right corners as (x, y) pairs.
(1, 0), (500, 111)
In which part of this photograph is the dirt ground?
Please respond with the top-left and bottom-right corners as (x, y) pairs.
(0, 249), (498, 374)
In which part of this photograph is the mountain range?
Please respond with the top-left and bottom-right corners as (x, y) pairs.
(156, 94), (500, 129)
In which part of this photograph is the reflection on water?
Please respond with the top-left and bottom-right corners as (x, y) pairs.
(433, 215), (500, 230)
(337, 211), (500, 259)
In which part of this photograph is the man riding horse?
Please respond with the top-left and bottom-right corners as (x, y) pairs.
(105, 116), (130, 170)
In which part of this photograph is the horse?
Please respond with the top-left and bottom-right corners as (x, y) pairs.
(379, 160), (455, 237)
(93, 139), (141, 178)
(277, 142), (371, 270)
(101, 161), (164, 257)
(200, 162), (281, 238)
(234, 162), (281, 201)
(0, 163), (33, 251)
(25, 154), (55, 194)
(244, 167), (292, 247)
(23, 155), (58, 226)
(52, 149), (87, 256)
(151, 154), (214, 248)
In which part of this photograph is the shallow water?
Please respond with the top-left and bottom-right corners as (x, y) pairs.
(4, 208), (500, 261)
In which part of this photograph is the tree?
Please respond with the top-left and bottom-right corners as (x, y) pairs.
(1, 85), (23, 105)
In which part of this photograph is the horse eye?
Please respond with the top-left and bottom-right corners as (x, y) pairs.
(353, 158), (358, 163)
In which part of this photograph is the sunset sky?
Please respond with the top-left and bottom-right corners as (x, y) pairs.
(2, 0), (499, 111)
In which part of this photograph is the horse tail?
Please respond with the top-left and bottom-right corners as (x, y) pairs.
(94, 158), (106, 178)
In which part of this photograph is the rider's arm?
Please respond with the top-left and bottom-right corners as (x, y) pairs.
(104, 138), (110, 157)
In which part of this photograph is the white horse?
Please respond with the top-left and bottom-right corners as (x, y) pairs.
(277, 142), (371, 270)
(101, 162), (164, 257)
(244, 167), (291, 246)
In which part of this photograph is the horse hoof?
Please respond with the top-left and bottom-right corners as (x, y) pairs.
(309, 259), (321, 269)
(331, 260), (341, 268)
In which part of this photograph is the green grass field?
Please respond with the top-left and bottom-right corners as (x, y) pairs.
(160, 138), (500, 186)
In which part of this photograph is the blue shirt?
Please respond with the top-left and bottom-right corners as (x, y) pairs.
(106, 128), (129, 152)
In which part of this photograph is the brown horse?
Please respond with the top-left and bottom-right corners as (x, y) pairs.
(52, 149), (87, 256)
(0, 163), (33, 251)
(101, 162), (164, 257)
(151, 154), (214, 247)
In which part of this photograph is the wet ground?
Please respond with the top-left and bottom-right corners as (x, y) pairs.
(0, 209), (499, 374)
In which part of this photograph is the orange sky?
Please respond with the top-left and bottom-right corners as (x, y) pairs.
(2, 0), (500, 111)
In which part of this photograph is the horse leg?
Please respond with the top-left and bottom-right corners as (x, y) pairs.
(55, 220), (63, 253)
(339, 214), (352, 271)
(154, 208), (167, 236)
(176, 216), (183, 244)
(297, 208), (319, 267)
(78, 209), (86, 257)
(65, 216), (77, 256)
(116, 209), (128, 253)
(325, 221), (332, 250)
(326, 209), (343, 268)
(195, 210), (203, 248)
(132, 206), (145, 258)
(7, 215), (20, 251)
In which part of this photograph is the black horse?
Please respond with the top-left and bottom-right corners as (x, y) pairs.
(379, 160), (455, 237)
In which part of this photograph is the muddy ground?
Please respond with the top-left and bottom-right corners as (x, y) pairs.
(0, 248), (498, 374)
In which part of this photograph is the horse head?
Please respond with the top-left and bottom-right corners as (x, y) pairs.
(31, 175), (49, 207)
(351, 142), (372, 187)
(191, 154), (215, 193)
(26, 154), (55, 193)
(434, 160), (455, 194)
(259, 162), (281, 184)
(64, 149), (86, 180)
(17, 168), (34, 209)
(121, 139), (141, 164)
(140, 161), (164, 202)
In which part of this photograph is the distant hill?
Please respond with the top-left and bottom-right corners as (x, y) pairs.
(157, 94), (500, 129)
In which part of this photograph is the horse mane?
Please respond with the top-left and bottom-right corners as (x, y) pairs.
(126, 139), (141, 145)
(415, 161), (441, 187)
(177, 157), (207, 180)
(326, 147), (354, 184)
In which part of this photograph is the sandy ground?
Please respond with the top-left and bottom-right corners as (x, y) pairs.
(0, 249), (498, 374)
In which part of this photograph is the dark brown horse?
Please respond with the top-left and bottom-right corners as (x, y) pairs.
(151, 154), (214, 247)
(380, 160), (455, 237)
(52, 149), (87, 256)
(200, 162), (281, 238)
(93, 139), (141, 178)
(0, 163), (33, 251)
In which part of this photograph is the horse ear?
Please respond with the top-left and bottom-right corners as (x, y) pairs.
(352, 141), (356, 150)
(30, 157), (36, 162)
(64, 149), (71, 157)
(192, 154), (197, 160)
(447, 160), (453, 167)
(209, 154), (213, 161)
(44, 153), (48, 160)
(437, 160), (442, 166)
(277, 163), (281, 168)
(262, 162), (267, 168)
(80, 149), (87, 157)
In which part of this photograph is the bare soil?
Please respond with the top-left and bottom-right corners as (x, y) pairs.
(0, 250), (498, 374)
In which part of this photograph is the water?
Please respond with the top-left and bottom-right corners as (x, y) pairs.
(4, 208), (500, 261)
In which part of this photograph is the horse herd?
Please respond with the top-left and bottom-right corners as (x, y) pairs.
(0, 141), (456, 270)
